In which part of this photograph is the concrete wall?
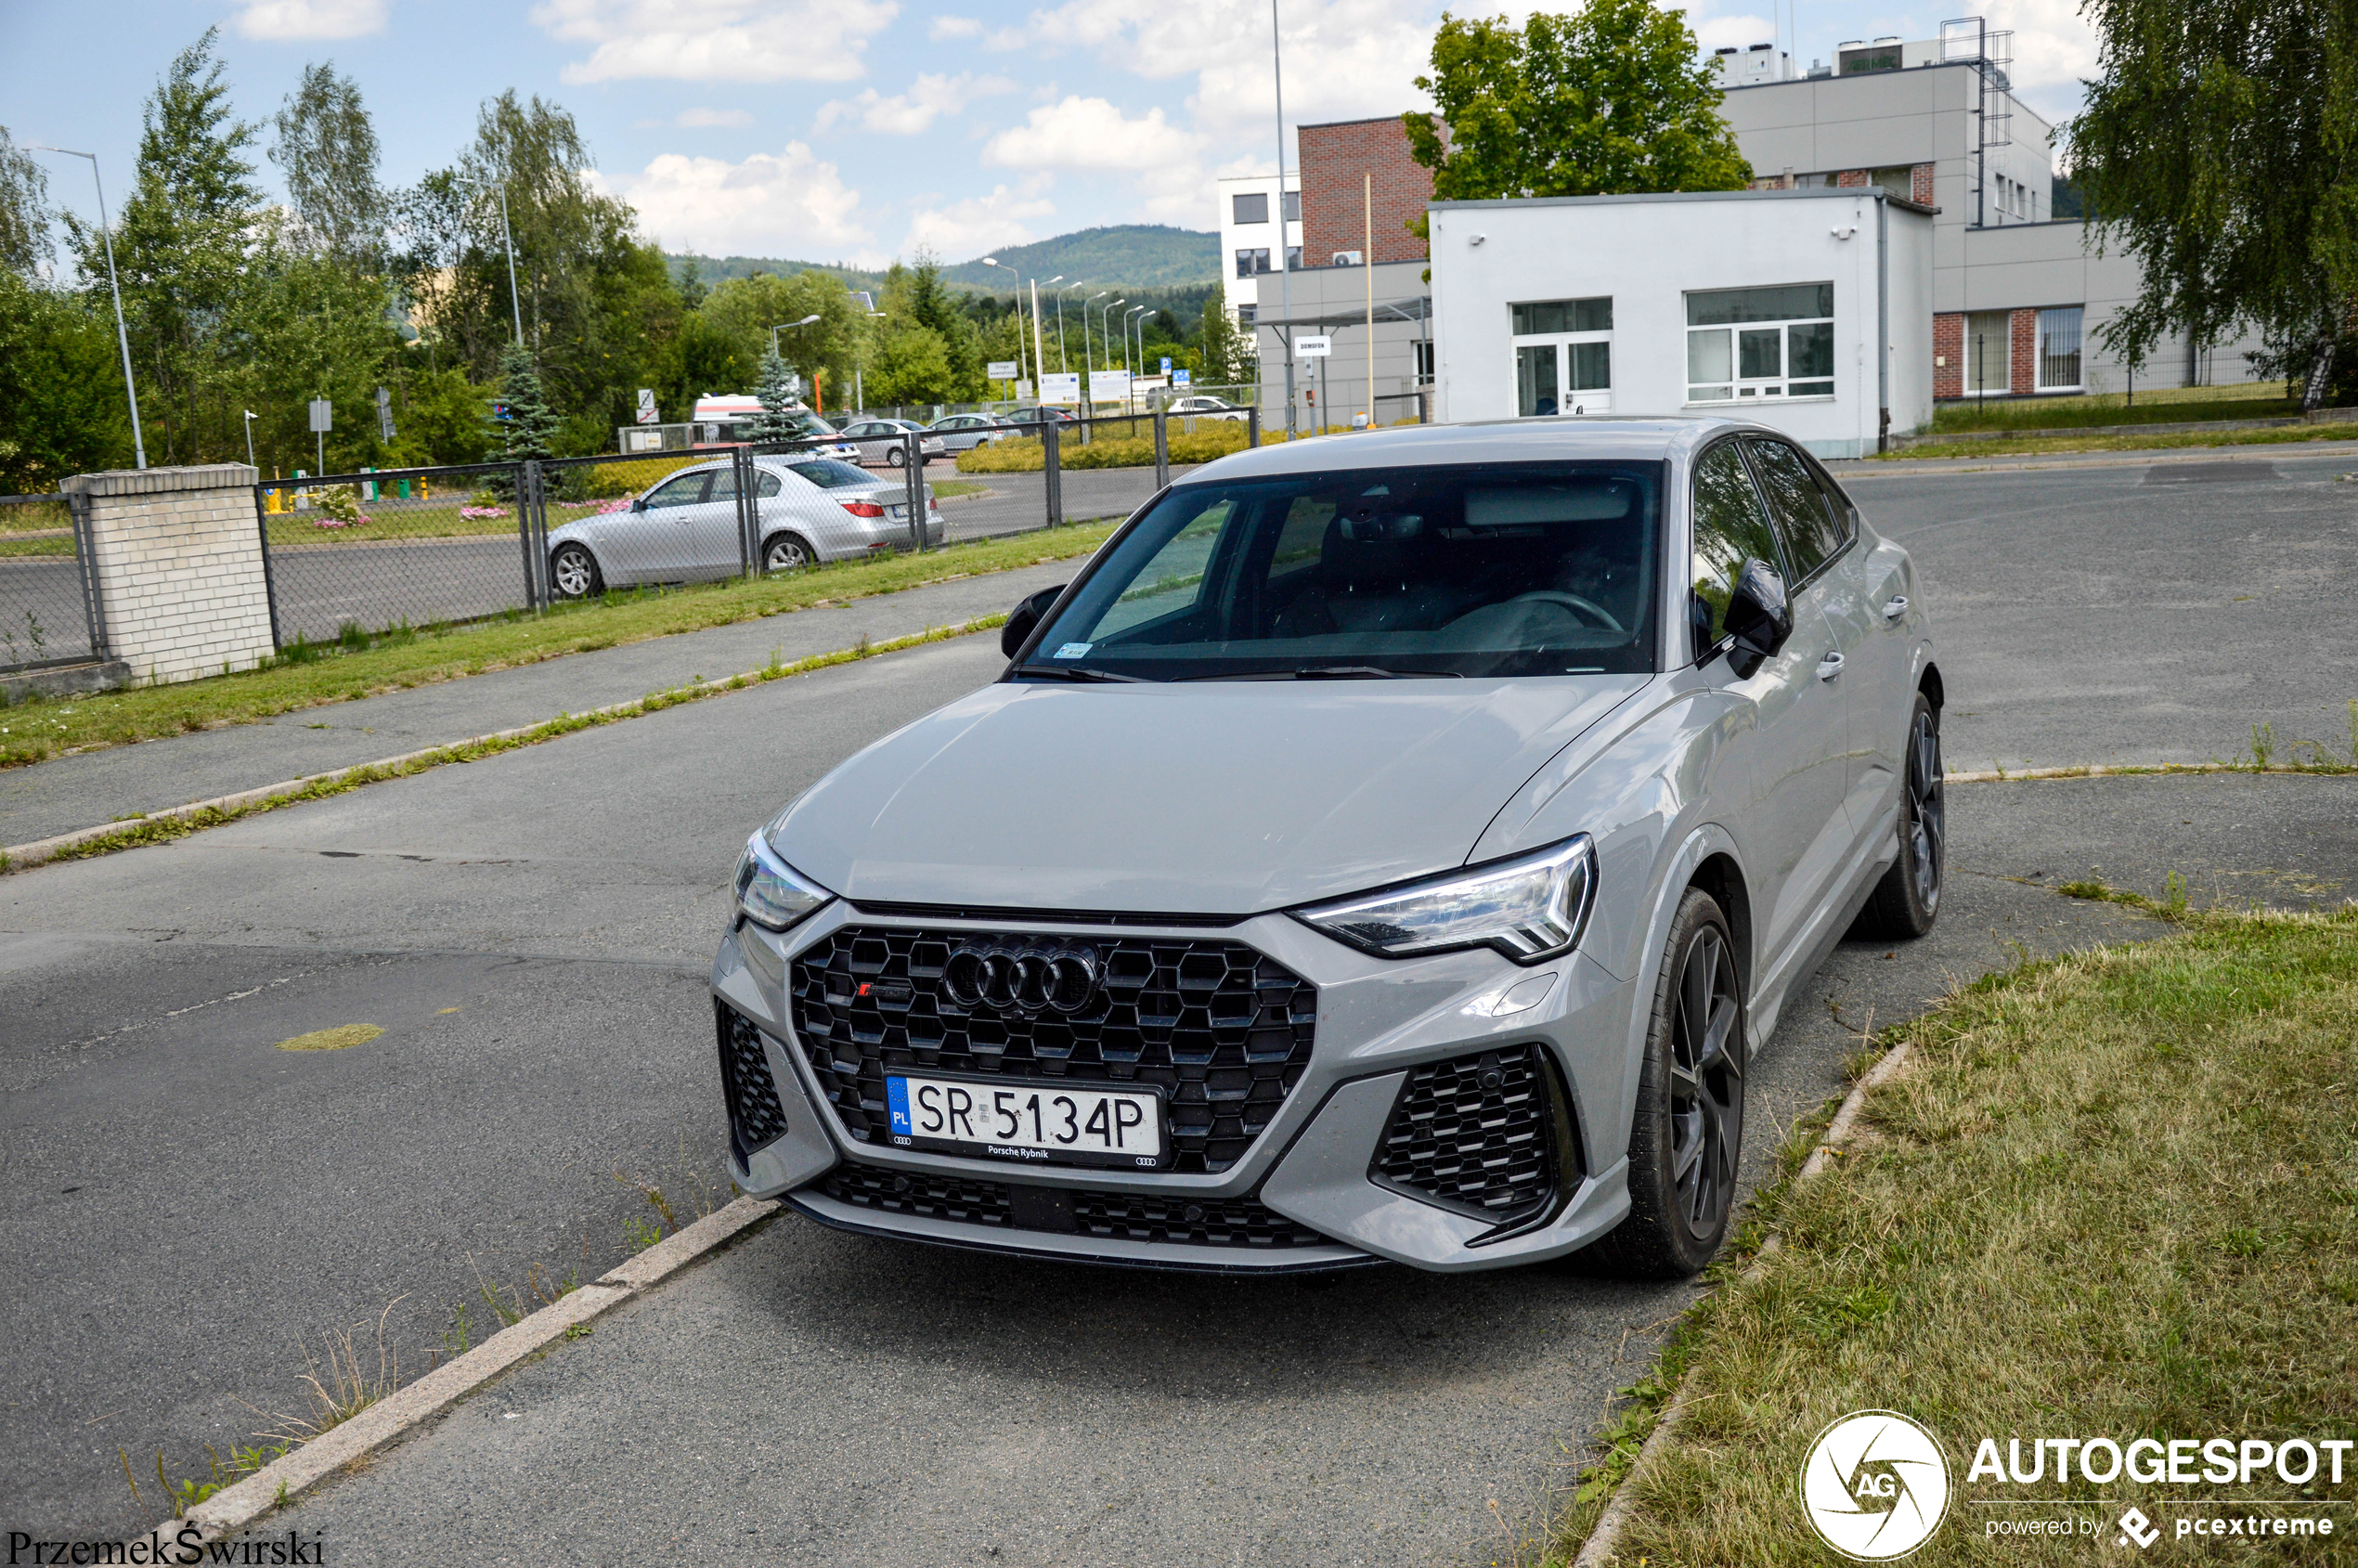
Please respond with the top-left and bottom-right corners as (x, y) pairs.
(1250, 259), (1432, 433)
(59, 464), (273, 686)
(1427, 188), (1932, 459)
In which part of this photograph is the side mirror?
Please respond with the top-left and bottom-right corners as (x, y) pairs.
(629, 496), (648, 512)
(1001, 584), (1066, 659)
(1722, 558), (1793, 678)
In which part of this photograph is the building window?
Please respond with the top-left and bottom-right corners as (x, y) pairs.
(1235, 248), (1271, 279)
(1871, 166), (1913, 201)
(1232, 191), (1268, 226)
(1413, 339), (1433, 382)
(1237, 305), (1256, 327)
(1963, 310), (2010, 395)
(2037, 305), (2084, 391)
(1512, 297), (1613, 416)
(1281, 190), (1301, 222)
(1686, 284), (1835, 402)
(1285, 245), (1302, 271)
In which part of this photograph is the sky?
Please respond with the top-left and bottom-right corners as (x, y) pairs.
(0, 0), (2102, 274)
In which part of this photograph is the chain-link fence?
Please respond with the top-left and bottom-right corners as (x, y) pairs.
(0, 492), (106, 675)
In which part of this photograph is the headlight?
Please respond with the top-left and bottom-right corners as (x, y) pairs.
(1292, 836), (1597, 965)
(732, 833), (834, 932)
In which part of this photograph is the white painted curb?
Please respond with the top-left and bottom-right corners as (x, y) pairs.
(124, 1196), (779, 1558)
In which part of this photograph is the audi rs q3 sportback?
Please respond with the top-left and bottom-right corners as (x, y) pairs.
(709, 418), (1944, 1276)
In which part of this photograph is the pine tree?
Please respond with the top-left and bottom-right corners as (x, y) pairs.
(747, 345), (800, 441)
(492, 341), (559, 462)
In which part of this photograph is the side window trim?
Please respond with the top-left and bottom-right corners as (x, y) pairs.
(1739, 435), (1844, 590)
(1689, 434), (1789, 665)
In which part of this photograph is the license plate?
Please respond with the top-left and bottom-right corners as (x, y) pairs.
(886, 1074), (1165, 1169)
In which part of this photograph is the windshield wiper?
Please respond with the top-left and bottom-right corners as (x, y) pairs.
(1011, 663), (1150, 683)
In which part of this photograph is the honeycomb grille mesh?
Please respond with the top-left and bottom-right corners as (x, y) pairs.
(817, 1166), (1322, 1250)
(717, 1004), (789, 1163)
(1372, 1044), (1562, 1221)
(788, 927), (1317, 1173)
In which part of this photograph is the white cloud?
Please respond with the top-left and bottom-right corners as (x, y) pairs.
(1688, 13), (1776, 53)
(675, 107), (757, 128)
(928, 15), (982, 39)
(815, 71), (1017, 136)
(982, 96), (1203, 173)
(1978, 0), (2099, 108)
(597, 142), (877, 263)
(532, 0), (898, 84)
(899, 177), (1057, 259)
(231, 0), (387, 39)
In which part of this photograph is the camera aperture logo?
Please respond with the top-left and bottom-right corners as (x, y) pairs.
(1800, 1410), (1952, 1561)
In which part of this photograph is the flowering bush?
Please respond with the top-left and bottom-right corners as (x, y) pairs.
(311, 487), (370, 528)
(558, 497), (633, 514)
(459, 504), (506, 520)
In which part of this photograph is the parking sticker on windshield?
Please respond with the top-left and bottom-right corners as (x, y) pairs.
(1054, 642), (1093, 659)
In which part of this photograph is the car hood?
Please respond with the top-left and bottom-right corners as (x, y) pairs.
(772, 676), (1649, 914)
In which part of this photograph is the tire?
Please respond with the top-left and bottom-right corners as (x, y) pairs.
(886, 447), (907, 468)
(1850, 692), (1944, 940)
(1586, 888), (1747, 1278)
(761, 533), (815, 574)
(549, 542), (602, 600)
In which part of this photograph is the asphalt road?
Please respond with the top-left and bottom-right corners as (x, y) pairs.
(2, 450), (2354, 1554)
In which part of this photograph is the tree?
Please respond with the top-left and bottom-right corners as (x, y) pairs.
(492, 343), (560, 463)
(747, 345), (801, 440)
(696, 269), (862, 395)
(1194, 300), (1253, 388)
(0, 126), (51, 276)
(269, 61), (384, 265)
(0, 269), (131, 488)
(72, 29), (265, 465)
(1403, 1), (1750, 227)
(2065, 0), (2358, 404)
(864, 321), (956, 408)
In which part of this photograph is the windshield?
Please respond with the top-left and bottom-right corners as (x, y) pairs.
(1024, 460), (1662, 680)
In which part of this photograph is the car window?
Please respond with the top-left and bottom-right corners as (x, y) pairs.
(1744, 437), (1845, 579)
(1690, 442), (1783, 654)
(708, 468), (739, 502)
(1028, 460), (1662, 680)
(645, 472), (711, 510)
(1805, 456), (1859, 544)
(786, 459), (871, 489)
(756, 471), (783, 498)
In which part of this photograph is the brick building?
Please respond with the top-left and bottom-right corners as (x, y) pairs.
(1296, 116), (1434, 267)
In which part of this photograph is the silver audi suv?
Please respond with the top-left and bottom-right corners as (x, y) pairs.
(709, 419), (1942, 1276)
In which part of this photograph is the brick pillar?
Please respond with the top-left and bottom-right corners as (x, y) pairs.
(1934, 314), (1964, 399)
(1911, 163), (1935, 205)
(1835, 169), (1870, 188)
(2010, 309), (2040, 394)
(59, 463), (272, 687)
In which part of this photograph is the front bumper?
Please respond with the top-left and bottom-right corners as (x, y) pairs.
(709, 902), (1640, 1274)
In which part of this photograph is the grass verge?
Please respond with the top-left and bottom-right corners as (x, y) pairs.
(10, 616), (998, 870)
(1563, 904), (2358, 1565)
(0, 523), (1113, 768)
(1925, 381), (2300, 434)
(1875, 423), (2358, 461)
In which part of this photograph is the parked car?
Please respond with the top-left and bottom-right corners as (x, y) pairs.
(546, 456), (941, 596)
(835, 418), (950, 467)
(928, 412), (1014, 453)
(780, 410), (860, 460)
(998, 405), (1079, 434)
(1164, 394), (1250, 422)
(710, 418), (1941, 1277)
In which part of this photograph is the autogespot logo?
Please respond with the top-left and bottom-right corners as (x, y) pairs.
(1800, 1410), (1953, 1561)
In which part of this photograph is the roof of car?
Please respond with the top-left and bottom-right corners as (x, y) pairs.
(1185, 416), (1761, 482)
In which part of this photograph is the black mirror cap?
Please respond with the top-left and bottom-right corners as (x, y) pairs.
(1723, 557), (1793, 678)
(1001, 584), (1068, 659)
(629, 496), (648, 512)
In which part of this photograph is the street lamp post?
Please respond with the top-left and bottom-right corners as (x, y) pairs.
(457, 177), (525, 347)
(29, 145), (145, 468)
(242, 409), (257, 468)
(1082, 290), (1108, 373)
(769, 313), (822, 356)
(1053, 281), (1086, 372)
(1124, 306), (1148, 411)
(977, 257), (1026, 387)
(1272, 0), (1297, 438)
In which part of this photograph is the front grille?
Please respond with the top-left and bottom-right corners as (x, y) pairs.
(816, 1165), (1323, 1250)
(1371, 1044), (1570, 1224)
(789, 927), (1317, 1173)
(717, 1004), (789, 1164)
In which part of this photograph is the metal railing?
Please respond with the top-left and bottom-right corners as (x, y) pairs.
(0, 491), (107, 676)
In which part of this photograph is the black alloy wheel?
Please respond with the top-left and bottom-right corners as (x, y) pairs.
(1852, 691), (1944, 939)
(549, 542), (602, 600)
(1667, 921), (1744, 1243)
(1586, 888), (1748, 1278)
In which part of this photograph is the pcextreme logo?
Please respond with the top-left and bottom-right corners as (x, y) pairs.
(1799, 1410), (1953, 1561)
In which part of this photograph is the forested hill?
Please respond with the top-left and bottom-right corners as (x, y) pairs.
(667, 225), (1218, 295)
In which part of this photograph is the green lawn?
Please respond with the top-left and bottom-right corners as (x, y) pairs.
(1878, 423), (2358, 461)
(0, 521), (1119, 770)
(1565, 904), (2358, 1565)
(1928, 379), (2302, 434)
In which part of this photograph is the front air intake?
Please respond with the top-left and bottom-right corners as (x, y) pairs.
(1369, 1044), (1580, 1229)
(716, 1003), (789, 1165)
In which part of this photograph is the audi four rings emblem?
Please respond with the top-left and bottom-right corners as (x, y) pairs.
(941, 942), (1101, 1014)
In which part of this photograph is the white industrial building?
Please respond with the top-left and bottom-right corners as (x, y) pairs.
(1214, 172), (1300, 326)
(1426, 188), (1932, 458)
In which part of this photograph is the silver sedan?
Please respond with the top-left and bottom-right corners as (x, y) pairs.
(711, 417), (1941, 1276)
(546, 456), (940, 596)
(836, 418), (950, 467)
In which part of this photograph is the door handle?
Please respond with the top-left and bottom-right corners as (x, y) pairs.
(1817, 651), (1846, 681)
(1882, 595), (1910, 620)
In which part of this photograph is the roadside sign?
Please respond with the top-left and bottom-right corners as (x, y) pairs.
(1160, 356), (1172, 375)
(1015, 379), (1032, 401)
(635, 388), (658, 424)
(1087, 369), (1131, 404)
(1039, 371), (1082, 406)
(987, 360), (1020, 382)
(374, 386), (395, 441)
(308, 397), (332, 432)
(1173, 369), (1191, 387)
(1296, 335), (1332, 358)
